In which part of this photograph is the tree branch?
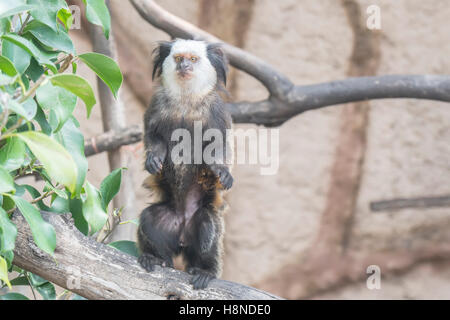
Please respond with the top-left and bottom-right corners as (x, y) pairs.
(370, 195), (450, 212)
(11, 210), (281, 300)
(84, 126), (142, 157)
(130, 0), (450, 126)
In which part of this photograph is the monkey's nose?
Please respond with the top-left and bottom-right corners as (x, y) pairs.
(177, 61), (193, 74)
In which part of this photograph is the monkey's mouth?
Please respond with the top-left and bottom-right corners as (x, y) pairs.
(177, 71), (193, 80)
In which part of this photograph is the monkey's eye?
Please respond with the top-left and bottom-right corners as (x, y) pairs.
(190, 56), (198, 62)
(175, 56), (182, 63)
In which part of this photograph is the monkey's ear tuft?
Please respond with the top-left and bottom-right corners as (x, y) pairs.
(152, 41), (173, 80)
(207, 43), (228, 86)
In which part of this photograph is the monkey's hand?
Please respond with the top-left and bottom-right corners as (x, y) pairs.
(145, 149), (166, 175)
(187, 267), (216, 290)
(210, 165), (233, 190)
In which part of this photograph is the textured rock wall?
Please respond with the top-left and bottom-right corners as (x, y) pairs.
(70, 0), (450, 299)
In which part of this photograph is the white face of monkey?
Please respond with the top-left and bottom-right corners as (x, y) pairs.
(161, 40), (217, 101)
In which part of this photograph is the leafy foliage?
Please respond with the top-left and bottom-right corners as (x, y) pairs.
(108, 240), (139, 258)
(0, 0), (136, 299)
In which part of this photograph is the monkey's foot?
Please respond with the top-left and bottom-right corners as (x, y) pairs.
(138, 253), (173, 272)
(187, 267), (216, 290)
(210, 166), (233, 190)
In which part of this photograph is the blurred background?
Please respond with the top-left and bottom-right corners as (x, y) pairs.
(68, 0), (450, 299)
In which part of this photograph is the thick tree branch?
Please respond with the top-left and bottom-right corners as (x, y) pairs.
(130, 0), (450, 126)
(228, 75), (450, 126)
(370, 195), (450, 212)
(11, 210), (281, 300)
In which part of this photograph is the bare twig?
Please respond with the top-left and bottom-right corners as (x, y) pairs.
(84, 126), (142, 157)
(18, 75), (46, 103)
(130, 0), (450, 126)
(18, 13), (31, 35)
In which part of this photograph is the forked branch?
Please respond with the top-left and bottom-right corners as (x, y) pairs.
(130, 0), (450, 126)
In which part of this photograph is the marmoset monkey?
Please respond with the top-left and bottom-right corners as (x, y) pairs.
(138, 39), (233, 290)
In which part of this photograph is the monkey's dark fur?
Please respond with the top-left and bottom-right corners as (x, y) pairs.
(138, 40), (233, 290)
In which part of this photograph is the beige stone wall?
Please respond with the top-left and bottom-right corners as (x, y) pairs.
(222, 0), (352, 284)
(70, 0), (450, 299)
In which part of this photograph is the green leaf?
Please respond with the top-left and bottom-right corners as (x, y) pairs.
(82, 182), (107, 235)
(1, 250), (13, 268)
(57, 8), (73, 30)
(28, 0), (68, 31)
(0, 207), (17, 253)
(34, 105), (51, 135)
(0, 256), (11, 289)
(100, 168), (123, 211)
(0, 292), (29, 300)
(0, 73), (15, 86)
(44, 182), (67, 199)
(0, 18), (11, 36)
(78, 53), (122, 98)
(0, 55), (18, 76)
(0, 137), (26, 172)
(1, 195), (15, 212)
(1, 34), (56, 73)
(1, 39), (31, 74)
(83, 0), (110, 39)
(71, 61), (77, 74)
(25, 57), (44, 82)
(9, 275), (29, 286)
(14, 184), (26, 197)
(22, 184), (51, 212)
(10, 195), (56, 255)
(23, 20), (75, 54)
(0, 1), (35, 20)
(0, 166), (15, 194)
(49, 74), (96, 117)
(49, 195), (69, 213)
(55, 119), (87, 195)
(6, 98), (37, 121)
(28, 272), (47, 287)
(36, 281), (56, 300)
(36, 81), (77, 132)
(21, 73), (30, 90)
(108, 240), (139, 258)
(15, 131), (78, 193)
(69, 198), (88, 235)
(21, 97), (37, 120)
